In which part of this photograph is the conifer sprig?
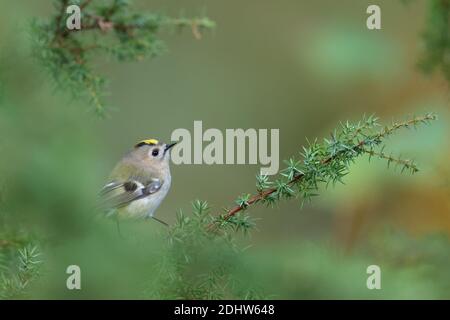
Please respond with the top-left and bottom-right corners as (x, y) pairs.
(32, 0), (215, 116)
(162, 113), (437, 299)
(210, 113), (437, 230)
(0, 245), (42, 299)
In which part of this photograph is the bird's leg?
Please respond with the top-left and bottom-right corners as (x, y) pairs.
(151, 216), (169, 227)
(115, 215), (125, 238)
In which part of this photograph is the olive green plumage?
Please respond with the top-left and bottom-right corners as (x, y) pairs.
(100, 139), (176, 224)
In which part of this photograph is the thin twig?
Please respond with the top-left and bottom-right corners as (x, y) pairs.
(210, 114), (436, 230)
(80, 0), (93, 10)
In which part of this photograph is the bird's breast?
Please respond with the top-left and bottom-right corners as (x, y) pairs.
(119, 174), (171, 219)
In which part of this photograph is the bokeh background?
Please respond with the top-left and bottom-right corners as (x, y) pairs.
(0, 0), (449, 299)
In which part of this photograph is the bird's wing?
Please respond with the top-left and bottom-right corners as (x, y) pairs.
(99, 178), (162, 210)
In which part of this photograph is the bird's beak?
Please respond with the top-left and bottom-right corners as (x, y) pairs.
(164, 142), (177, 153)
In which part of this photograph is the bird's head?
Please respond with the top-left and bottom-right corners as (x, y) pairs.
(132, 138), (176, 167)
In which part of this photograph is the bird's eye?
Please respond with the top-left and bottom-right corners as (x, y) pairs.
(152, 149), (159, 157)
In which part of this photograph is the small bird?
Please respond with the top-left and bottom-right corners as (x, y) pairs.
(99, 138), (176, 225)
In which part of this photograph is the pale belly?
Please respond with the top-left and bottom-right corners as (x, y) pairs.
(117, 178), (171, 219)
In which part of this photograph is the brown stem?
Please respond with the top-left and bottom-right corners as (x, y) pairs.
(0, 239), (18, 248)
(80, 0), (93, 10)
(210, 113), (436, 230)
(52, 0), (69, 44)
(219, 173), (304, 223)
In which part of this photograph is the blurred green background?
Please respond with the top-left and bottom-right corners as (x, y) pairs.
(0, 0), (449, 299)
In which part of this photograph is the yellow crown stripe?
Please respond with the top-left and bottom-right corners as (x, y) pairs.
(138, 139), (159, 145)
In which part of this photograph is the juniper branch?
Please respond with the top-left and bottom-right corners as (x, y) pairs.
(210, 113), (437, 230)
(363, 148), (419, 173)
(0, 245), (42, 298)
(163, 113), (438, 299)
(32, 0), (215, 116)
